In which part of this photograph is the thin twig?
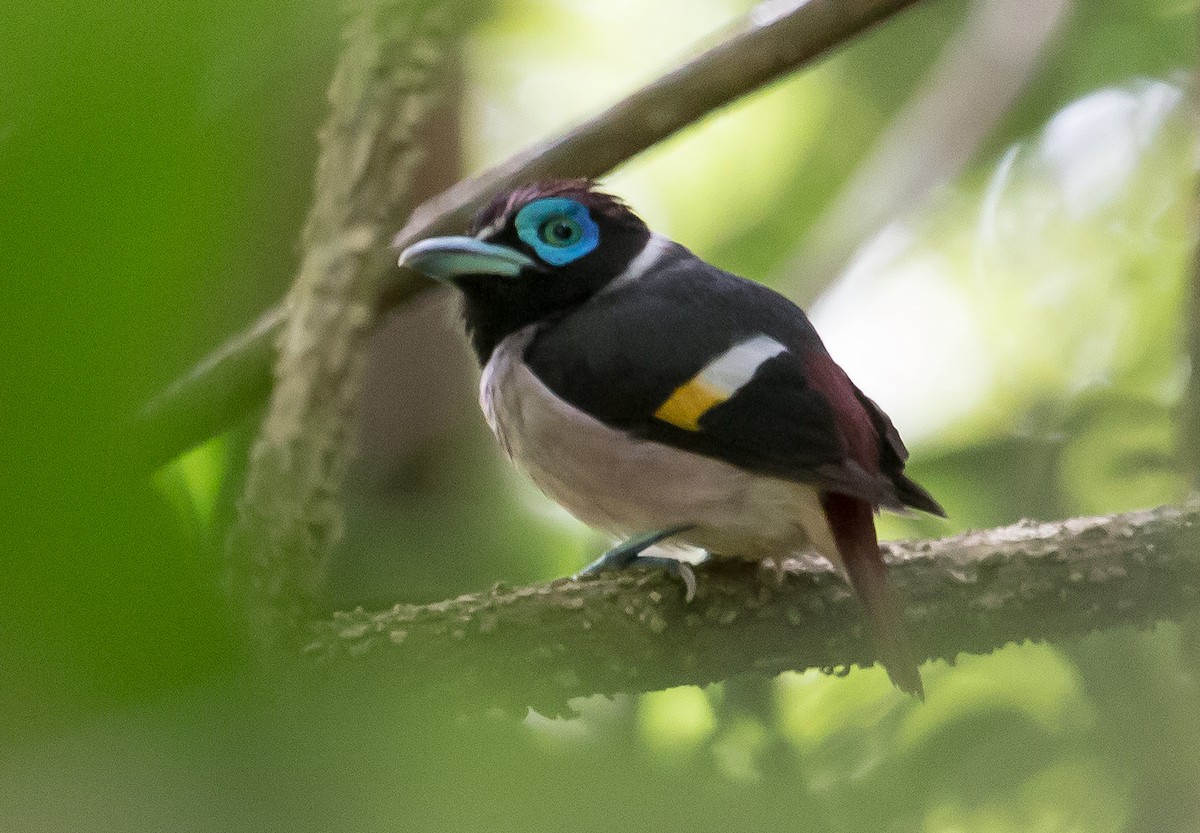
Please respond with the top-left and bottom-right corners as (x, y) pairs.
(1183, 49), (1200, 486)
(782, 0), (1070, 304)
(137, 0), (928, 469)
(307, 502), (1200, 715)
(1184, 208), (1200, 487)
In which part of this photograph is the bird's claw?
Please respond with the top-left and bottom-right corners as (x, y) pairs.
(671, 558), (698, 602)
(574, 526), (699, 601)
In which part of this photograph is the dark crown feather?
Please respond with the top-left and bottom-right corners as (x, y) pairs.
(470, 179), (647, 235)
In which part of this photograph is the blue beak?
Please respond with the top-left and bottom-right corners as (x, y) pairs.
(398, 235), (536, 283)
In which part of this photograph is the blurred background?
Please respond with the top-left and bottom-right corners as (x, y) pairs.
(2, 0), (1199, 830)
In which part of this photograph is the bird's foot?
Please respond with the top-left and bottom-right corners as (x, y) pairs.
(575, 526), (700, 601)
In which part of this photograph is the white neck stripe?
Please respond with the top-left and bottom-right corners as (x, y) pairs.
(604, 233), (671, 292)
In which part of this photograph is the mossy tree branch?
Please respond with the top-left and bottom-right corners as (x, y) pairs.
(228, 0), (474, 645)
(306, 502), (1200, 715)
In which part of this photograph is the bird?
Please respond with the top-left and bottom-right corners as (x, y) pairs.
(397, 179), (944, 697)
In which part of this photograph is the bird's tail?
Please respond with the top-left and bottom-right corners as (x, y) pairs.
(822, 492), (924, 699)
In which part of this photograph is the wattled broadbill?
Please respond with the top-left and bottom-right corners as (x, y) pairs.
(398, 180), (944, 697)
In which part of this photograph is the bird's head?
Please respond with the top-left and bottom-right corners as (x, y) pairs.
(398, 179), (652, 361)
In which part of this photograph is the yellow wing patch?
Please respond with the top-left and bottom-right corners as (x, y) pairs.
(652, 335), (789, 432)
(654, 378), (728, 432)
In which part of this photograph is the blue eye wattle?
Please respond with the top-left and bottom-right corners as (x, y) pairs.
(514, 197), (599, 266)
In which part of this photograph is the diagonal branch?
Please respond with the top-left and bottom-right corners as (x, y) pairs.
(137, 0), (928, 470)
(306, 502), (1200, 715)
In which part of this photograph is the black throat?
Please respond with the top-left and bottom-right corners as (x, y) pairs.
(458, 225), (652, 364)
(458, 280), (554, 365)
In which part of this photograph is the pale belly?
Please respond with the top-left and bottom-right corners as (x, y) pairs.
(480, 328), (840, 564)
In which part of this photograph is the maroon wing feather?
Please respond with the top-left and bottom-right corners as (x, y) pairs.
(854, 390), (946, 517)
(822, 493), (925, 698)
(804, 353), (925, 698)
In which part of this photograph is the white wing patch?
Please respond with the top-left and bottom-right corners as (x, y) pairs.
(701, 335), (788, 396)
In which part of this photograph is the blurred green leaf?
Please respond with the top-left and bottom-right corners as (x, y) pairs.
(6, 0), (1200, 830)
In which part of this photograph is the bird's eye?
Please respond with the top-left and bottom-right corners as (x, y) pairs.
(538, 216), (583, 248)
(514, 196), (600, 266)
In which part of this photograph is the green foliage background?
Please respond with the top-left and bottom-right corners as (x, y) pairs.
(2, 0), (1198, 830)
